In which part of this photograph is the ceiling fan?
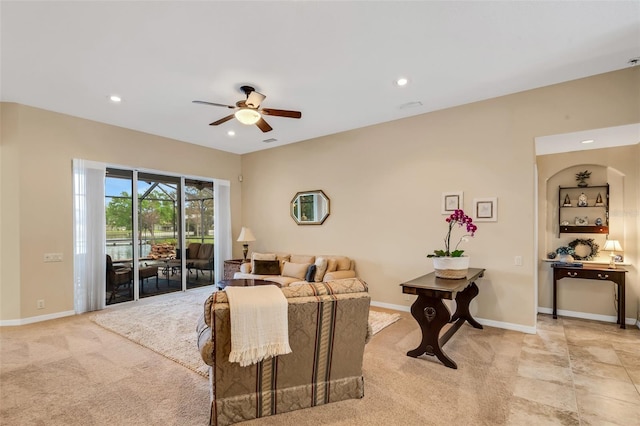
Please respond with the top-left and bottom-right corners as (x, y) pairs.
(193, 85), (302, 133)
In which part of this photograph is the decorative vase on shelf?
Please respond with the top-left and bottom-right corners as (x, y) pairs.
(432, 256), (470, 279)
(578, 193), (588, 207)
(557, 254), (574, 263)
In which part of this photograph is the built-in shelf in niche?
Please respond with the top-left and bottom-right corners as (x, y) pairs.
(558, 184), (609, 236)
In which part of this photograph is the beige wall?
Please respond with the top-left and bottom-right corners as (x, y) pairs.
(240, 68), (639, 329)
(0, 103), (242, 321)
(2, 68), (638, 328)
(537, 147), (639, 323)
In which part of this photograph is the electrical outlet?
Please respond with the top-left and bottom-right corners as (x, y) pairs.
(44, 253), (63, 262)
(404, 294), (411, 301)
(37, 299), (45, 309)
(514, 256), (523, 266)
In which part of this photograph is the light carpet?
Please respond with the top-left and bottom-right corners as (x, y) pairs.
(91, 287), (400, 378)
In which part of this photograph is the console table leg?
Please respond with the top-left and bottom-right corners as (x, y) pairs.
(407, 295), (457, 369)
(450, 281), (483, 329)
(552, 277), (558, 319)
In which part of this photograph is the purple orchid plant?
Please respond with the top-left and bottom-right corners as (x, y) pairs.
(427, 209), (478, 258)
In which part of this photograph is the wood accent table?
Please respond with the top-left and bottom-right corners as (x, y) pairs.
(217, 278), (280, 291)
(223, 259), (246, 280)
(552, 264), (627, 329)
(400, 268), (485, 369)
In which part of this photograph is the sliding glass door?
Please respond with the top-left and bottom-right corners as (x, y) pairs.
(137, 173), (182, 298)
(105, 168), (216, 305)
(185, 180), (214, 288)
(105, 169), (134, 304)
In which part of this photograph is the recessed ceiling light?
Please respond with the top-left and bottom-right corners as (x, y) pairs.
(227, 130), (235, 136)
(396, 77), (408, 87)
(109, 95), (122, 103)
(581, 139), (595, 144)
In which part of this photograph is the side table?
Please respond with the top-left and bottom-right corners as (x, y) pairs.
(223, 259), (246, 280)
(400, 268), (485, 369)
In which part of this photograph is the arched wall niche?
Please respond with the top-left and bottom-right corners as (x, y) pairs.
(544, 164), (625, 258)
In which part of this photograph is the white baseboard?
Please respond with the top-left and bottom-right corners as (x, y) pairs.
(537, 307), (636, 326)
(477, 318), (536, 334)
(370, 301), (536, 334)
(371, 301), (410, 312)
(0, 310), (75, 326)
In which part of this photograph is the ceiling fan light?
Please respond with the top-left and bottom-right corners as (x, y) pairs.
(235, 108), (261, 125)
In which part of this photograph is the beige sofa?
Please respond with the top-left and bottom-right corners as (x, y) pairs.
(197, 278), (370, 426)
(233, 252), (356, 287)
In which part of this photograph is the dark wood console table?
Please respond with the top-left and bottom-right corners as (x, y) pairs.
(552, 264), (627, 329)
(400, 268), (485, 369)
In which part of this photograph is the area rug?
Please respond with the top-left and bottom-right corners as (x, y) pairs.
(91, 288), (401, 378)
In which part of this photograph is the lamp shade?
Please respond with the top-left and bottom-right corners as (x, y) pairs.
(237, 227), (256, 242)
(603, 240), (622, 252)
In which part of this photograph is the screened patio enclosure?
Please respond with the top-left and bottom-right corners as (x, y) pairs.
(105, 168), (215, 304)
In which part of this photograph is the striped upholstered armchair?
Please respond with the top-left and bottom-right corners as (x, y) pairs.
(197, 278), (370, 425)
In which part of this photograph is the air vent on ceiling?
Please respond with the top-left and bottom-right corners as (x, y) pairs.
(262, 138), (278, 143)
(399, 101), (423, 110)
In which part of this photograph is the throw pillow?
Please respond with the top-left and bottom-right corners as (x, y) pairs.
(282, 261), (311, 280)
(253, 260), (281, 275)
(334, 256), (351, 271)
(305, 264), (317, 282)
(290, 254), (315, 264)
(251, 252), (276, 272)
(314, 257), (328, 282)
(326, 258), (338, 273)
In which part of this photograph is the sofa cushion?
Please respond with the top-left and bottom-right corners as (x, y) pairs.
(331, 256), (351, 271)
(262, 276), (300, 287)
(324, 270), (357, 282)
(327, 258), (338, 272)
(251, 252), (276, 271)
(197, 243), (214, 260)
(290, 254), (315, 264)
(282, 261), (311, 280)
(253, 260), (281, 275)
(314, 257), (328, 282)
(187, 242), (201, 259)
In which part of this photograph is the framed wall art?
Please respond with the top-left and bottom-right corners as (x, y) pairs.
(441, 191), (463, 214)
(473, 197), (497, 222)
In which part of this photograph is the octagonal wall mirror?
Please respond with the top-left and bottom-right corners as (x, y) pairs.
(291, 190), (330, 225)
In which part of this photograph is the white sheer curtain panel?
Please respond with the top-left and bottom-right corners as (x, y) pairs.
(73, 159), (106, 313)
(214, 180), (232, 284)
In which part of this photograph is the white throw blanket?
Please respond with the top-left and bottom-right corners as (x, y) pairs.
(225, 285), (292, 367)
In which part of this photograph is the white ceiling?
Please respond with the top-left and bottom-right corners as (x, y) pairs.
(1, 1), (639, 155)
(535, 123), (640, 156)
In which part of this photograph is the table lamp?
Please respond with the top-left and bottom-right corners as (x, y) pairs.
(602, 239), (622, 268)
(236, 227), (256, 261)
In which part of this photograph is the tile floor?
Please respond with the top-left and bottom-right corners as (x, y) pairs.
(508, 314), (640, 425)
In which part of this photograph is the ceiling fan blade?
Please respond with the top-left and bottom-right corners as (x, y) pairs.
(261, 108), (302, 119)
(209, 114), (235, 126)
(193, 100), (235, 109)
(255, 117), (273, 133)
(246, 90), (266, 108)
